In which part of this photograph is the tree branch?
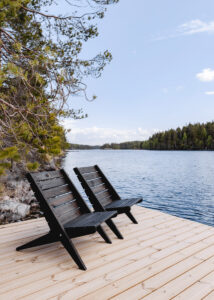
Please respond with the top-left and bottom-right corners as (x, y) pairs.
(21, 5), (99, 20)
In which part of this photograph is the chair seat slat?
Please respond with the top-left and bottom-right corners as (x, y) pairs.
(65, 211), (116, 229)
(106, 198), (142, 209)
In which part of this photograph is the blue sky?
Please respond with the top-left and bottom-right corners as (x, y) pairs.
(60, 0), (214, 145)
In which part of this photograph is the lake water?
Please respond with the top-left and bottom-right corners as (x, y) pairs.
(62, 150), (214, 227)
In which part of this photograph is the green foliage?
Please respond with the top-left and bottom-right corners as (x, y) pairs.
(0, 147), (20, 160)
(101, 141), (142, 150)
(26, 162), (39, 171)
(69, 143), (100, 150)
(141, 122), (214, 150)
(100, 122), (214, 151)
(0, 146), (19, 174)
(0, 0), (119, 176)
(0, 167), (5, 176)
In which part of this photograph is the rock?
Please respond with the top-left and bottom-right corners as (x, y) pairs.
(2, 196), (10, 201)
(0, 199), (30, 222)
(17, 203), (30, 217)
(0, 157), (63, 224)
(0, 179), (41, 224)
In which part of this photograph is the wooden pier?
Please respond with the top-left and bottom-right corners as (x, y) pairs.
(0, 206), (214, 299)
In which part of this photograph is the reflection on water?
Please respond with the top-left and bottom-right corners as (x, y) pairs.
(62, 150), (214, 227)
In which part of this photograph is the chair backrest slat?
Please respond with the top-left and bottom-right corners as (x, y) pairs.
(100, 195), (113, 207)
(74, 165), (119, 209)
(95, 190), (112, 203)
(54, 201), (81, 224)
(53, 199), (80, 214)
(57, 207), (82, 225)
(87, 178), (103, 188)
(38, 177), (66, 191)
(78, 166), (97, 174)
(32, 170), (62, 181)
(48, 192), (75, 207)
(29, 170), (86, 225)
(82, 171), (101, 181)
(43, 184), (70, 199)
(91, 183), (107, 194)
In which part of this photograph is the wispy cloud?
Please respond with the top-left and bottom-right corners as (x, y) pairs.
(178, 20), (214, 35)
(61, 120), (159, 145)
(153, 19), (214, 41)
(205, 91), (214, 95)
(196, 68), (214, 82)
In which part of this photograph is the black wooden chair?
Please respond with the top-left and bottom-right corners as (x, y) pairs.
(16, 169), (119, 270)
(74, 165), (143, 224)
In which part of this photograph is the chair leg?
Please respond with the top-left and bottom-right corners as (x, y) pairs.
(16, 232), (57, 251)
(105, 219), (123, 239)
(97, 225), (112, 244)
(60, 234), (87, 271)
(126, 211), (138, 224)
(17, 230), (87, 270)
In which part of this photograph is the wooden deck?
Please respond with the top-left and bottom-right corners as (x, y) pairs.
(1, 206), (214, 300)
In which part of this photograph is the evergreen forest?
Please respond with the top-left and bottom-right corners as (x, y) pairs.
(101, 122), (214, 150)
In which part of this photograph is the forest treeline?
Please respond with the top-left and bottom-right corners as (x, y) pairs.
(69, 144), (100, 150)
(141, 122), (214, 150)
(75, 122), (214, 150)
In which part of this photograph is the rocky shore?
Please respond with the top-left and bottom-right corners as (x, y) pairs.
(0, 158), (62, 225)
(0, 179), (43, 224)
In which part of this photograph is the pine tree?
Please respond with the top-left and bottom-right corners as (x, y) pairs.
(0, 0), (119, 177)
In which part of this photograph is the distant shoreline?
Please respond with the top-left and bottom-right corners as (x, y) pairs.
(69, 121), (214, 151)
(68, 148), (214, 151)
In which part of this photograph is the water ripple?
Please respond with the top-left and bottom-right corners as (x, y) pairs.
(62, 150), (214, 227)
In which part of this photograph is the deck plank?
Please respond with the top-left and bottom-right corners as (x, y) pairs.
(78, 234), (214, 300)
(0, 206), (214, 300)
(203, 290), (214, 299)
(173, 270), (214, 300)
